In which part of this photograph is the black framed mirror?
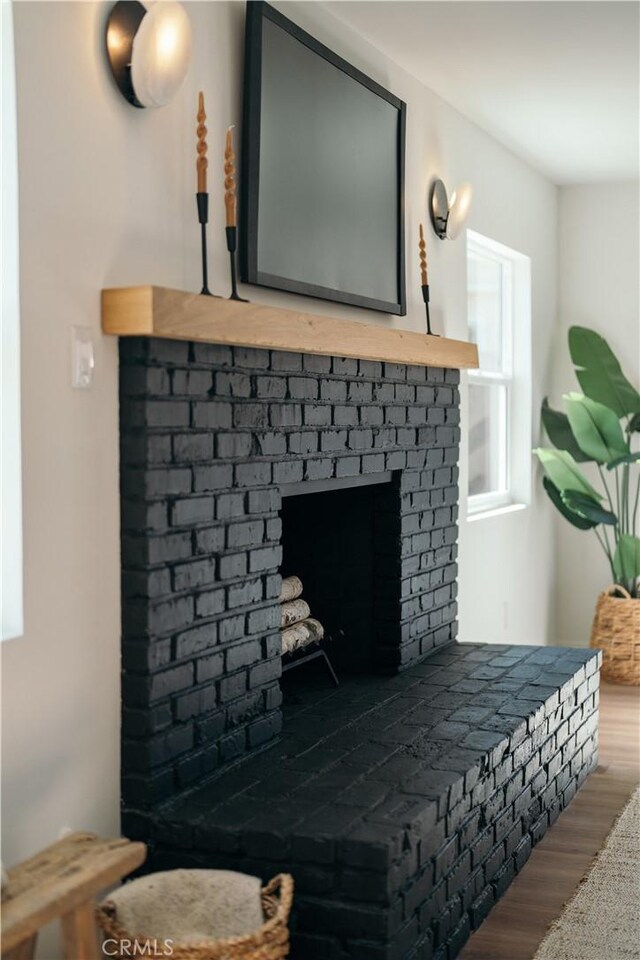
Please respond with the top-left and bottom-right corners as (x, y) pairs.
(241, 1), (407, 316)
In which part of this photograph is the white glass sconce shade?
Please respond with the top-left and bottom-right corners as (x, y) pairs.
(429, 178), (473, 240)
(446, 182), (473, 239)
(132, 2), (191, 107)
(106, 0), (192, 109)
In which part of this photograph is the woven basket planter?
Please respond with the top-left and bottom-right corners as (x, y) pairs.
(590, 586), (640, 685)
(96, 873), (294, 960)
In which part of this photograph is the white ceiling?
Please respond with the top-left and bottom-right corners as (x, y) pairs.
(322, 1), (640, 185)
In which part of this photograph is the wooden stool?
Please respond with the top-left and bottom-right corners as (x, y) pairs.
(1, 831), (146, 960)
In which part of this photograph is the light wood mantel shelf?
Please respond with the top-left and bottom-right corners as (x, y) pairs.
(102, 286), (479, 370)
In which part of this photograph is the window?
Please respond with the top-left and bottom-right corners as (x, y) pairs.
(2, 0), (23, 640)
(466, 231), (531, 518)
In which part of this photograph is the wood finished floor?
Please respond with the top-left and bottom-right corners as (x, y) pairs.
(459, 681), (640, 960)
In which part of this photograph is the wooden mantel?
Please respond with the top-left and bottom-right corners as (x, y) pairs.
(101, 286), (479, 370)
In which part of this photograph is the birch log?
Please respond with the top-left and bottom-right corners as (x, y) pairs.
(280, 576), (303, 603)
(281, 599), (311, 628)
(281, 618), (325, 655)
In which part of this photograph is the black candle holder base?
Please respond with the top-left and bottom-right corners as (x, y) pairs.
(226, 226), (249, 302)
(421, 284), (438, 336)
(200, 223), (212, 297)
(196, 192), (218, 298)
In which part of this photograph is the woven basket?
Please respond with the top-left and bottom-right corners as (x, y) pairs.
(96, 873), (294, 960)
(590, 585), (640, 685)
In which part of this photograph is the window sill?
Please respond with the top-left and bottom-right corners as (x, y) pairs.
(466, 502), (528, 523)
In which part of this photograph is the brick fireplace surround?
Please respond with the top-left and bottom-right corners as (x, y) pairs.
(119, 336), (601, 960)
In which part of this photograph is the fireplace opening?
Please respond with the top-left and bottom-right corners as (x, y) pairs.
(279, 473), (399, 684)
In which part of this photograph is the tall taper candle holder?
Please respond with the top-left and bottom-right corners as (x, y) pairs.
(196, 192), (212, 296)
(224, 126), (248, 301)
(196, 93), (214, 297)
(421, 284), (436, 336)
(419, 223), (438, 336)
(225, 226), (247, 301)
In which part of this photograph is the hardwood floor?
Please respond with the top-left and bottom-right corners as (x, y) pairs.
(460, 681), (640, 960)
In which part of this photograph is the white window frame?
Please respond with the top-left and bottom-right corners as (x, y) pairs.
(466, 230), (531, 520)
(2, 0), (24, 641)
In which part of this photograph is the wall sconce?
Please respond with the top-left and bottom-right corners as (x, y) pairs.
(429, 179), (473, 240)
(106, 0), (192, 108)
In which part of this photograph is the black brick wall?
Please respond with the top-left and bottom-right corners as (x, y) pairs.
(119, 339), (461, 809)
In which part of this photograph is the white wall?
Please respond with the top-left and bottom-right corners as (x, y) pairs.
(1, 0), (558, 906)
(553, 181), (640, 646)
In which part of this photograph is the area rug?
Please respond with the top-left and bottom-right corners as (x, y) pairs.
(533, 786), (640, 960)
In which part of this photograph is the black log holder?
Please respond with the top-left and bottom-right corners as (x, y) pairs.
(282, 641), (339, 688)
(226, 226), (248, 302)
(196, 192), (213, 297)
(422, 283), (438, 336)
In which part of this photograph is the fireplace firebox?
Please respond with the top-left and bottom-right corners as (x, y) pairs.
(281, 475), (399, 676)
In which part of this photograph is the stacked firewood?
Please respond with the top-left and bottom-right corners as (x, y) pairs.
(280, 576), (325, 656)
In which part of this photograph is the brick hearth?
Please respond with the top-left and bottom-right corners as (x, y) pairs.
(146, 644), (599, 960)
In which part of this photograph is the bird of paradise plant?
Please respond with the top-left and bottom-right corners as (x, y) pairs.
(535, 327), (640, 598)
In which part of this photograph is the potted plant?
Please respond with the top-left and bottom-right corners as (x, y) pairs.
(535, 326), (640, 684)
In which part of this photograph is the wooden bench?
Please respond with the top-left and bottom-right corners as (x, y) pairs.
(1, 832), (146, 959)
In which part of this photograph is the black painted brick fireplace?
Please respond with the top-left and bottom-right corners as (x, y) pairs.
(118, 336), (601, 960)
(120, 338), (461, 807)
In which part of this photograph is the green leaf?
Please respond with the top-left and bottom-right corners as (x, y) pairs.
(564, 392), (629, 464)
(542, 478), (595, 530)
(569, 326), (640, 417)
(561, 489), (617, 525)
(613, 535), (640, 591)
(607, 451), (640, 471)
(628, 413), (640, 433)
(541, 398), (592, 462)
(534, 448), (602, 501)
